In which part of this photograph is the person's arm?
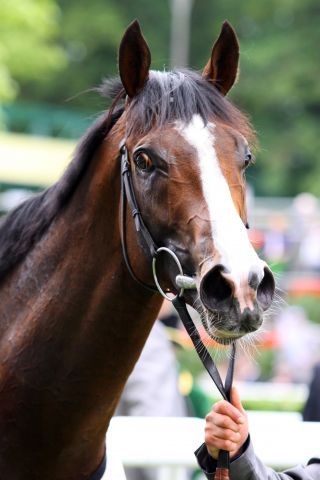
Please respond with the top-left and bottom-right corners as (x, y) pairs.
(195, 387), (320, 480)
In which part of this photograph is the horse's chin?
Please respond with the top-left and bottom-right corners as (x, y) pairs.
(198, 306), (246, 345)
(206, 329), (244, 345)
(191, 294), (265, 345)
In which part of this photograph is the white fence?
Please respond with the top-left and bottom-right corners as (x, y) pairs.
(104, 413), (320, 479)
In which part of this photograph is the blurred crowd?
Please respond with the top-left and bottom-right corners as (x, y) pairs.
(250, 192), (320, 274)
(245, 192), (320, 384)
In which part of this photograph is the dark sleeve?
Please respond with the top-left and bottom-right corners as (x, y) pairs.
(195, 438), (320, 480)
(194, 443), (216, 480)
(194, 436), (250, 480)
(303, 364), (320, 421)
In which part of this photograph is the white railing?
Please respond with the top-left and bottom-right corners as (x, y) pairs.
(104, 413), (320, 479)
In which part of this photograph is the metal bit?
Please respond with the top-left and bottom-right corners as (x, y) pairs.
(175, 274), (197, 290)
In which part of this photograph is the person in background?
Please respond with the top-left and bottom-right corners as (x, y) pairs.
(195, 387), (320, 479)
(116, 301), (188, 480)
(303, 363), (320, 422)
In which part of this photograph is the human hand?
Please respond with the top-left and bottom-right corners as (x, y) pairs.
(204, 386), (249, 459)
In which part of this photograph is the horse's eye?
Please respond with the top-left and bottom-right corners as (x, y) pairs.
(244, 150), (254, 168)
(133, 151), (153, 172)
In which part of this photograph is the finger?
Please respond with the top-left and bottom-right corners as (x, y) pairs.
(206, 426), (241, 443)
(206, 435), (238, 453)
(213, 400), (245, 425)
(231, 386), (246, 415)
(208, 412), (239, 433)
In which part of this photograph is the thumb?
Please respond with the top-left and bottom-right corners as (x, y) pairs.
(231, 386), (245, 414)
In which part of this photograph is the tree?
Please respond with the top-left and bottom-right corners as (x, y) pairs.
(0, 0), (67, 101)
(20, 0), (171, 108)
(191, 0), (320, 196)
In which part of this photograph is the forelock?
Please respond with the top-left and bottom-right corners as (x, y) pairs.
(123, 69), (255, 145)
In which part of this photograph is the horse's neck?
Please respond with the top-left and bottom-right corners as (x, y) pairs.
(0, 132), (162, 478)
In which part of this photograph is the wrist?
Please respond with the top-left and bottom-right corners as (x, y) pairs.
(230, 446), (244, 459)
(230, 435), (250, 460)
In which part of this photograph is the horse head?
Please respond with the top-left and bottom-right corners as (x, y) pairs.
(116, 20), (275, 344)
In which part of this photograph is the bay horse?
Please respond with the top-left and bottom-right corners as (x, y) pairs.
(0, 20), (275, 479)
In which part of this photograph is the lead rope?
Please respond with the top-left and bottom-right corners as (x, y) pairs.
(172, 296), (236, 480)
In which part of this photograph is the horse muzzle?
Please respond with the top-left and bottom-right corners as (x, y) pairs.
(199, 263), (275, 341)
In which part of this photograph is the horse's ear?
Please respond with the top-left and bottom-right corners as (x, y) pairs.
(119, 20), (151, 98)
(202, 21), (239, 96)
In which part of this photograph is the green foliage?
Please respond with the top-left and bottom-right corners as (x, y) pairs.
(176, 345), (209, 379)
(0, 0), (67, 101)
(188, 384), (213, 418)
(289, 295), (320, 324)
(242, 397), (303, 412)
(202, 394), (303, 412)
(256, 349), (277, 381)
(18, 0), (171, 107)
(191, 0), (320, 197)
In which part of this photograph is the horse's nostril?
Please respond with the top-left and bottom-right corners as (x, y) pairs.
(257, 267), (275, 311)
(200, 265), (234, 311)
(248, 271), (260, 291)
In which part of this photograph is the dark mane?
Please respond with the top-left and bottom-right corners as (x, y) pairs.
(100, 69), (255, 142)
(0, 107), (123, 281)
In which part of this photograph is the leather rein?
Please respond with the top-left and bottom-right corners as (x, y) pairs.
(120, 141), (236, 478)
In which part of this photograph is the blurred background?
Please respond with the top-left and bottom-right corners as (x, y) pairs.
(0, 0), (319, 476)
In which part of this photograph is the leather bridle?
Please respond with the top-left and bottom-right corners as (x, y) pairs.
(120, 140), (158, 292)
(120, 140), (236, 478)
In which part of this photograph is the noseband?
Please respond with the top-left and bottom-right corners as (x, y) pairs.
(120, 141), (235, 478)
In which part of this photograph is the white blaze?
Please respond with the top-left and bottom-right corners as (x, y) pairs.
(177, 114), (263, 289)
